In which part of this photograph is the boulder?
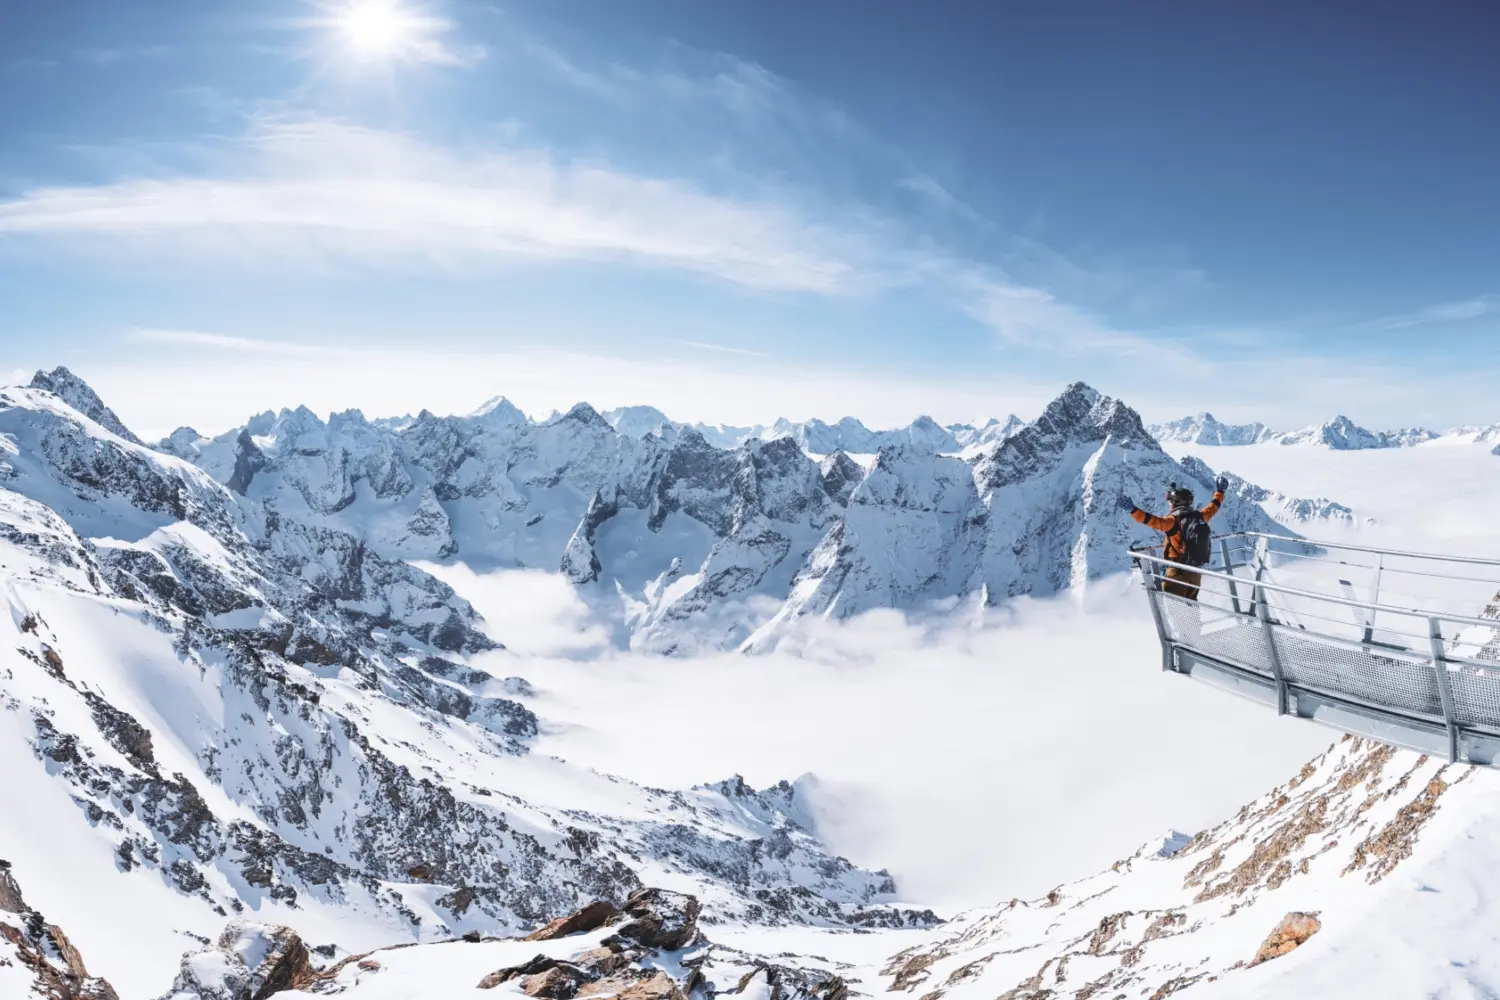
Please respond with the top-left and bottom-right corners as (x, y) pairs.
(525, 899), (620, 941)
(610, 889), (700, 951)
(521, 965), (594, 998)
(478, 954), (574, 991)
(161, 920), (312, 1000)
(1250, 911), (1322, 966)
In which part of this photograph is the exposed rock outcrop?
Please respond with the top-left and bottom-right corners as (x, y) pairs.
(1249, 912), (1322, 967)
(0, 861), (120, 1000)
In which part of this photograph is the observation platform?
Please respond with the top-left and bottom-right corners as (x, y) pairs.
(1131, 532), (1500, 766)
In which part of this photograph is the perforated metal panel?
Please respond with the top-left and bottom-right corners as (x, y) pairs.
(1268, 627), (1443, 720)
(1152, 590), (1273, 677)
(1449, 666), (1500, 734)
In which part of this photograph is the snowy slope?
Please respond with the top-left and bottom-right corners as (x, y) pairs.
(0, 378), (934, 995)
(880, 737), (1500, 999)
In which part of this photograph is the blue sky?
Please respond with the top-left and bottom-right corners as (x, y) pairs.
(1, 0), (1497, 437)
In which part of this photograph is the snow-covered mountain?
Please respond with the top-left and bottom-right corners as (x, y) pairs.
(881, 735), (1500, 999)
(1150, 412), (1276, 446)
(600, 407), (1027, 456)
(1177, 456), (1361, 526)
(0, 372), (938, 996)
(139, 376), (1305, 654)
(1150, 412), (1449, 450)
(949, 414), (1025, 450)
(1277, 415), (1438, 450)
(748, 384), (1293, 646)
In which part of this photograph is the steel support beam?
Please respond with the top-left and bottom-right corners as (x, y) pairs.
(1428, 616), (1460, 764)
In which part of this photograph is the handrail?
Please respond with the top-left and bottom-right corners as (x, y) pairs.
(1130, 549), (1500, 631)
(1236, 530), (1500, 569)
(1129, 535), (1500, 766)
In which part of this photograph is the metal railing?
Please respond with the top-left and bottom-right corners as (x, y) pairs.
(1129, 532), (1500, 765)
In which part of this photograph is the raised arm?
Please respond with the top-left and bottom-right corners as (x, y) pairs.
(1200, 476), (1229, 521)
(1131, 508), (1177, 533)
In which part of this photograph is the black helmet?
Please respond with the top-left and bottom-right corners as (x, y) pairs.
(1167, 482), (1194, 506)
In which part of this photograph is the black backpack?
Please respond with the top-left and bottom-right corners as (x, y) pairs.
(1173, 509), (1213, 567)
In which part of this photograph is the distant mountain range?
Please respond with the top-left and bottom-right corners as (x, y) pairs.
(1150, 411), (1500, 452)
(598, 406), (1025, 454)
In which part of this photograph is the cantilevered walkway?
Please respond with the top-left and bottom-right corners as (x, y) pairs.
(1132, 532), (1500, 765)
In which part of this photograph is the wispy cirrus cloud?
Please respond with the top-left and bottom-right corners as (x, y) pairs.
(1348, 294), (1499, 332)
(0, 117), (858, 293)
(0, 112), (1176, 365)
(131, 329), (339, 357)
(676, 340), (769, 357)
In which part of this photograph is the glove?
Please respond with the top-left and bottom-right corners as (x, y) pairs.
(1214, 476), (1229, 493)
(1116, 495), (1136, 512)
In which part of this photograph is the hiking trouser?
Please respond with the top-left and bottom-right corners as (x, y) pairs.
(1162, 567), (1202, 602)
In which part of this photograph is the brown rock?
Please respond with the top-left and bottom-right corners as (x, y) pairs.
(619, 971), (686, 1000)
(357, 959), (382, 972)
(212, 922), (314, 1000)
(406, 864), (436, 882)
(46, 924), (90, 979)
(0, 862), (26, 913)
(574, 947), (629, 977)
(522, 965), (592, 999)
(526, 899), (620, 941)
(439, 885), (477, 915)
(1250, 911), (1322, 966)
(611, 889), (700, 951)
(478, 955), (573, 991)
(582, 971), (684, 1000)
(0, 919), (120, 1000)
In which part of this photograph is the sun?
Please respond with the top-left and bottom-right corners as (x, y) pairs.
(328, 0), (431, 61)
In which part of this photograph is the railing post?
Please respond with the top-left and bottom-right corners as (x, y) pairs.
(1254, 582), (1289, 716)
(1428, 617), (1460, 764)
(1363, 552), (1384, 645)
(1135, 554), (1175, 672)
(1219, 537), (1245, 615)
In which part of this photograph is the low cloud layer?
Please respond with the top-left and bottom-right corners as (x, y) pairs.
(438, 566), (1333, 912)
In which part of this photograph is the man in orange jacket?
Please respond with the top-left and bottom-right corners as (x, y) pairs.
(1118, 476), (1229, 601)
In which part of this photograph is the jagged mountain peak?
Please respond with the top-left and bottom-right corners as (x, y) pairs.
(604, 404), (674, 437)
(27, 366), (143, 445)
(1280, 415), (1438, 450)
(1150, 411), (1275, 446)
(471, 395), (529, 426)
(552, 402), (612, 429)
(997, 382), (1153, 459)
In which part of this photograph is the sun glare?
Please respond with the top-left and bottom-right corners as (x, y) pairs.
(329, 0), (428, 60)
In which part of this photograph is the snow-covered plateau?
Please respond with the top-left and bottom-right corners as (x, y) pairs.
(3, 366), (1500, 999)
